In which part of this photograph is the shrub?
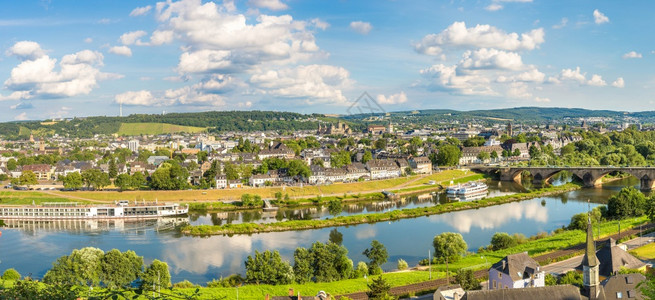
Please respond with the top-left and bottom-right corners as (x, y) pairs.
(490, 232), (517, 250)
(173, 280), (196, 289)
(1, 268), (20, 281)
(397, 259), (408, 271)
(354, 261), (369, 278)
(545, 273), (557, 286)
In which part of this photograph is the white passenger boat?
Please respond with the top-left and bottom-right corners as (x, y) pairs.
(446, 181), (488, 196)
(0, 201), (189, 220)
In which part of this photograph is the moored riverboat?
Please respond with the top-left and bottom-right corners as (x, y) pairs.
(0, 201), (189, 220)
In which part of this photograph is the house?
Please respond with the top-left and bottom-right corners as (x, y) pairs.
(344, 163), (368, 181)
(459, 146), (504, 165)
(488, 252), (545, 290)
(396, 158), (410, 175)
(200, 161), (212, 174)
(367, 159), (401, 180)
(601, 273), (646, 300)
(215, 175), (227, 189)
(22, 164), (53, 180)
(433, 284), (465, 300)
(147, 156), (169, 166)
(409, 157), (432, 174)
(228, 180), (242, 189)
(250, 174), (279, 187)
(577, 238), (647, 278)
(258, 143), (295, 160)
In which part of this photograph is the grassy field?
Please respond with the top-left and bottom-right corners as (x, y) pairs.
(50, 170), (473, 203)
(117, 122), (206, 136)
(630, 242), (655, 260)
(0, 191), (90, 205)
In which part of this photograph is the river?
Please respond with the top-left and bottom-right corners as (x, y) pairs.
(0, 177), (639, 284)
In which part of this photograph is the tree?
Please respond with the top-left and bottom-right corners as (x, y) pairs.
(477, 151), (490, 162)
(355, 261), (369, 278)
(433, 232), (468, 263)
(149, 161), (189, 190)
(2, 268), (21, 281)
(287, 159), (311, 178)
(490, 232), (517, 250)
(397, 259), (408, 271)
(362, 151), (373, 164)
(245, 250), (293, 285)
(108, 159), (117, 179)
(61, 172), (83, 190)
(81, 169), (110, 190)
(545, 273), (557, 286)
(224, 161), (239, 180)
(43, 247), (105, 286)
(363, 240), (388, 275)
(131, 171), (146, 189)
(366, 276), (396, 300)
(568, 207), (602, 230)
(331, 151), (352, 168)
(293, 247), (313, 284)
(141, 259), (171, 291)
(558, 270), (583, 288)
(528, 145), (541, 159)
(374, 139), (387, 150)
(512, 148), (521, 157)
(99, 249), (143, 289)
(114, 173), (132, 191)
(6, 159), (16, 171)
(329, 228), (343, 245)
(455, 269), (480, 290)
(19, 171), (38, 188)
(490, 150), (498, 160)
(436, 145), (461, 166)
(606, 187), (646, 219)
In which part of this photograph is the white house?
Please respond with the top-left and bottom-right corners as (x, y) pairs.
(488, 252), (545, 290)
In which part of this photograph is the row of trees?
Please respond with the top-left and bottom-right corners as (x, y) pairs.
(244, 240), (388, 285)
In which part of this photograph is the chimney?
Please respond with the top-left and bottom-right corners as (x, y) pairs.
(289, 288), (294, 296)
(502, 259), (506, 270)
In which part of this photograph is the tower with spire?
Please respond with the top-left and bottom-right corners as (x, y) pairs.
(582, 216), (600, 299)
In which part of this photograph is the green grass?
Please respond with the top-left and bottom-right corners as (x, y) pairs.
(432, 215), (649, 271)
(117, 123), (206, 136)
(0, 191), (86, 205)
(182, 182), (583, 236)
(630, 242), (655, 260)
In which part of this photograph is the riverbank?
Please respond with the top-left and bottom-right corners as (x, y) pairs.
(181, 182), (583, 236)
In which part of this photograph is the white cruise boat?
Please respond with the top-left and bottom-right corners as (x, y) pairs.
(0, 201), (189, 220)
(446, 181), (488, 197)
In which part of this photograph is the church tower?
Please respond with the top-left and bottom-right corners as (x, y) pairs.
(582, 216), (600, 299)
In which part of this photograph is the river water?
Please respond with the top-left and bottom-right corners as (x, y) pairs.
(0, 177), (639, 284)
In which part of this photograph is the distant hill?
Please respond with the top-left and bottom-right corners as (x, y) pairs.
(117, 123), (207, 136)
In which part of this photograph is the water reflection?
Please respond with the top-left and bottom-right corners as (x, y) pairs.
(432, 201), (549, 233)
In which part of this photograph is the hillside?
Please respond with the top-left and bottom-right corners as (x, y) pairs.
(117, 123), (207, 136)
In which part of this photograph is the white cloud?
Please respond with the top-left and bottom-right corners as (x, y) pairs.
(552, 18), (568, 29)
(414, 22), (545, 55)
(506, 82), (532, 99)
(612, 77), (625, 88)
(515, 67), (545, 82)
(311, 18), (329, 30)
(534, 96), (550, 103)
(485, 4), (503, 11)
(376, 92), (408, 105)
(14, 112), (28, 120)
(115, 90), (156, 106)
(459, 48), (523, 70)
(593, 9), (609, 24)
(119, 30), (148, 46)
(350, 21), (372, 35)
(420, 63), (496, 96)
(247, 0), (288, 11)
(587, 74), (606, 87)
(5, 41), (46, 61)
(559, 67), (587, 84)
(250, 64), (353, 104)
(130, 5), (152, 17)
(622, 51), (642, 59)
(108, 46), (132, 57)
(84, 37), (93, 43)
(155, 0), (324, 75)
(3, 42), (117, 100)
(149, 30), (174, 45)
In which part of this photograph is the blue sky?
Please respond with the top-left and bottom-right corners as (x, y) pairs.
(0, 0), (653, 121)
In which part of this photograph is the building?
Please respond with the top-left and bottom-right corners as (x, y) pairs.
(459, 146), (503, 165)
(578, 238), (647, 278)
(215, 175), (227, 189)
(367, 125), (386, 135)
(22, 164), (53, 180)
(128, 139), (139, 152)
(433, 284), (465, 300)
(409, 157), (433, 174)
(488, 252), (545, 290)
(318, 121), (351, 135)
(147, 156), (169, 166)
(463, 285), (581, 300)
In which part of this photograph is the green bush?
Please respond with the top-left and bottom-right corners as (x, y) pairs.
(173, 280), (196, 289)
(2, 268), (21, 281)
(397, 259), (408, 271)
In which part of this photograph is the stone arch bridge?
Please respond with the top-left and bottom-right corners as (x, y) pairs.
(471, 166), (655, 191)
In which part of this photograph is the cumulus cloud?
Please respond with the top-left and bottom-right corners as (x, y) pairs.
(130, 5), (152, 16)
(311, 18), (329, 30)
(376, 92), (408, 105)
(414, 22), (544, 55)
(3, 42), (118, 100)
(506, 82), (532, 99)
(350, 21), (372, 35)
(149, 30), (174, 45)
(154, 0), (324, 75)
(587, 74), (606, 86)
(622, 51), (642, 59)
(593, 9), (609, 24)
(250, 64), (353, 104)
(559, 67), (587, 84)
(84, 37), (93, 43)
(5, 41), (46, 61)
(420, 64), (495, 96)
(115, 90), (156, 106)
(515, 67), (545, 82)
(612, 77), (625, 88)
(534, 96), (550, 103)
(248, 0), (288, 11)
(120, 30), (148, 46)
(108, 46), (132, 57)
(485, 4), (503, 11)
(459, 48), (523, 70)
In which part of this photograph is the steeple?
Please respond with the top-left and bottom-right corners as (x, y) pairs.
(582, 216), (600, 299)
